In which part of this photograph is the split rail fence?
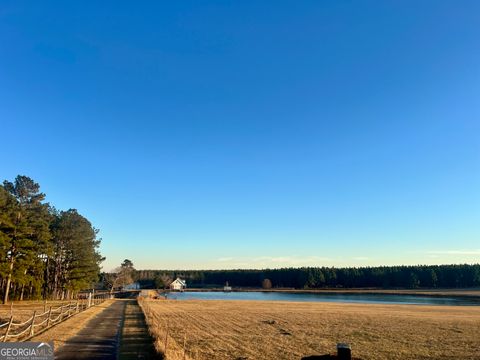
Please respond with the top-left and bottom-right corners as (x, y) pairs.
(0, 293), (111, 342)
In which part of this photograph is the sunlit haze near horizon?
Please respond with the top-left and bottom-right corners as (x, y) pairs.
(1, 1), (479, 271)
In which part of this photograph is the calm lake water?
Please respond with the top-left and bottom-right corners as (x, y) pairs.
(166, 291), (479, 306)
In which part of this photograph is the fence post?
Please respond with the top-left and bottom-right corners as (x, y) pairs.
(87, 292), (92, 308)
(10, 301), (13, 317)
(337, 343), (352, 360)
(76, 299), (79, 313)
(46, 307), (52, 327)
(29, 311), (37, 337)
(3, 317), (13, 342)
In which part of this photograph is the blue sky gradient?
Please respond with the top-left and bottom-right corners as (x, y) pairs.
(1, 1), (479, 270)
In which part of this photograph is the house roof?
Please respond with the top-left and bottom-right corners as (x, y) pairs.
(171, 278), (186, 286)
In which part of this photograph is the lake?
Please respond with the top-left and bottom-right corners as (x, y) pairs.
(165, 291), (480, 306)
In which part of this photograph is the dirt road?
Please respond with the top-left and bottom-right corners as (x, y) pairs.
(55, 299), (159, 360)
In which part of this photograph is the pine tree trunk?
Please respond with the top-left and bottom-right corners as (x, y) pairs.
(43, 258), (49, 299)
(3, 257), (14, 304)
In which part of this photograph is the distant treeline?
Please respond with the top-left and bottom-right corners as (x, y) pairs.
(0, 175), (104, 303)
(136, 264), (480, 289)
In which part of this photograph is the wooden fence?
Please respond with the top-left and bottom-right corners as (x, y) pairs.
(0, 293), (110, 342)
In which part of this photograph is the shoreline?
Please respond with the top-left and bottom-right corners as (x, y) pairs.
(165, 287), (480, 300)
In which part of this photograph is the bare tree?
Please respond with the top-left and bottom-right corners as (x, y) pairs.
(160, 274), (173, 289)
(103, 259), (135, 293)
(262, 278), (272, 289)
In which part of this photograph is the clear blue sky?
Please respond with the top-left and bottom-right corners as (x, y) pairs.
(1, 1), (479, 271)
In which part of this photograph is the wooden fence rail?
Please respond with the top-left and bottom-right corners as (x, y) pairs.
(0, 293), (111, 342)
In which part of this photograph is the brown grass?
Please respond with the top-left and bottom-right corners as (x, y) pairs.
(119, 300), (160, 360)
(0, 300), (88, 324)
(140, 299), (480, 360)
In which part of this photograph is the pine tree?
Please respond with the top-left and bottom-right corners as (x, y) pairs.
(0, 176), (104, 301)
(50, 209), (104, 299)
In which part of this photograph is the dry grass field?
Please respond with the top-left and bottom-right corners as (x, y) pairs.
(0, 300), (83, 324)
(140, 298), (480, 360)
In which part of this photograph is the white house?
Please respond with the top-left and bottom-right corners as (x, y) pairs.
(170, 278), (187, 291)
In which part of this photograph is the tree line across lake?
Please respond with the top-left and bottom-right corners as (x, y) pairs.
(136, 264), (480, 290)
(0, 175), (103, 303)
(1, 175), (478, 303)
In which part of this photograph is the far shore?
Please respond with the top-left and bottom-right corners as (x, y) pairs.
(166, 287), (480, 299)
